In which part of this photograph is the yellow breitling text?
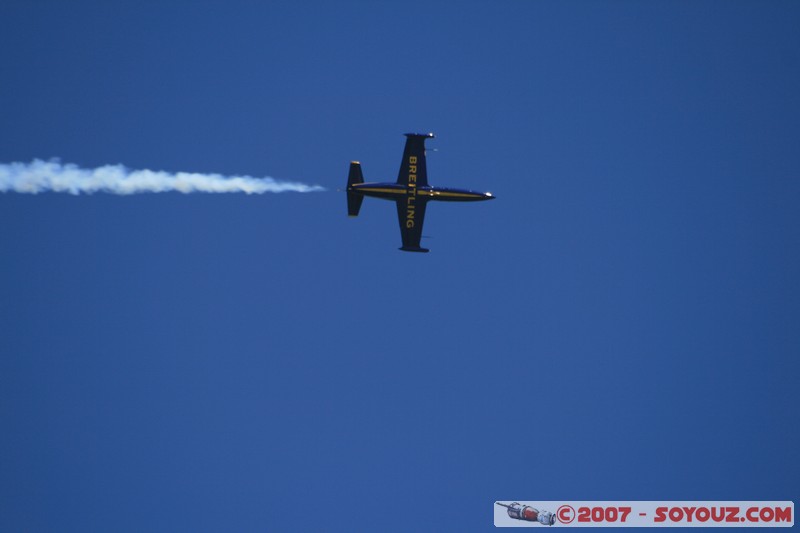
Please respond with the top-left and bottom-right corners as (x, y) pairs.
(406, 156), (417, 228)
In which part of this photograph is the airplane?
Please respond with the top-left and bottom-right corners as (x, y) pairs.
(346, 133), (495, 252)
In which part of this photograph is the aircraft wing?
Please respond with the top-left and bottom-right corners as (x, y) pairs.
(396, 198), (429, 252)
(396, 133), (433, 187)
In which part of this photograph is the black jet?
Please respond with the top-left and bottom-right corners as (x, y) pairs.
(346, 133), (495, 252)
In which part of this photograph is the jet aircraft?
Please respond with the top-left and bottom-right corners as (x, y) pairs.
(346, 133), (495, 252)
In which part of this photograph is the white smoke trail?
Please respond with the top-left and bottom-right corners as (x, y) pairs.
(0, 159), (325, 195)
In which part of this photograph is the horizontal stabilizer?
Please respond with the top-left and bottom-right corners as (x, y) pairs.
(347, 162), (365, 216)
(348, 192), (363, 217)
(347, 161), (364, 187)
(399, 246), (430, 253)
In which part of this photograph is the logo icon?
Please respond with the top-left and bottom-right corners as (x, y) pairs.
(496, 502), (556, 526)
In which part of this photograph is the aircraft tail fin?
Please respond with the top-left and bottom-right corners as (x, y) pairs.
(347, 161), (364, 217)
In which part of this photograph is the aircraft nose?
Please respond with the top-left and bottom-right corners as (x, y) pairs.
(485, 192), (496, 199)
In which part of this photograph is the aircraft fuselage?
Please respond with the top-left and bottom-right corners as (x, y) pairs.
(350, 183), (494, 202)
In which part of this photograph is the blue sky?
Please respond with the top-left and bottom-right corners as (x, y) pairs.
(1, 1), (798, 531)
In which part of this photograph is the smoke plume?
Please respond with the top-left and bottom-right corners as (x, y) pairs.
(0, 159), (324, 195)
